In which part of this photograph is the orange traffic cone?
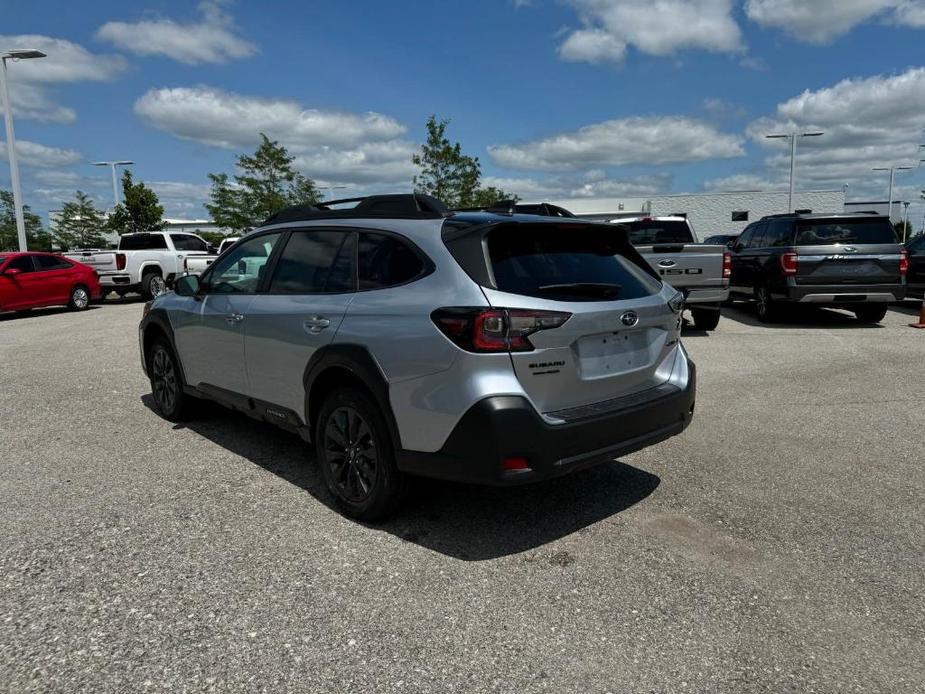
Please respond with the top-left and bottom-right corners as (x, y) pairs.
(911, 300), (925, 329)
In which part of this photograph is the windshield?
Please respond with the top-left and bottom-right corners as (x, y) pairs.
(794, 219), (897, 246)
(487, 227), (661, 302)
(618, 220), (695, 246)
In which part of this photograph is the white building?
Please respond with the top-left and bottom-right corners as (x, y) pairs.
(532, 189), (847, 241)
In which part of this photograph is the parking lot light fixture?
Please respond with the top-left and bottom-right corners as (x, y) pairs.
(765, 131), (824, 213)
(1, 48), (47, 251)
(93, 160), (135, 210)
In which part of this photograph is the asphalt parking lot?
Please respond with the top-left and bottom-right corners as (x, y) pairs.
(1, 300), (923, 693)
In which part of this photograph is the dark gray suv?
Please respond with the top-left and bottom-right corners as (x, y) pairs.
(729, 212), (908, 322)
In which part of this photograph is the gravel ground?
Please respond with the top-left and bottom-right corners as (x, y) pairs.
(0, 299), (923, 693)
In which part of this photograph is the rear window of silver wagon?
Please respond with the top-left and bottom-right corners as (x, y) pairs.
(487, 227), (662, 302)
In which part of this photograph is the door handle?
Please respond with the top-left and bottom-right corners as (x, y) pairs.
(304, 316), (331, 333)
(226, 313), (245, 325)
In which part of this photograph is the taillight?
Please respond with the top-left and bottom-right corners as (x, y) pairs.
(780, 252), (798, 276)
(431, 308), (571, 353)
(900, 249), (909, 277)
(115, 253), (126, 271)
(722, 251), (732, 279)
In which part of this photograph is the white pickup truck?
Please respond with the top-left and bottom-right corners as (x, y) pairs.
(181, 236), (240, 277)
(607, 216), (730, 331)
(64, 231), (216, 300)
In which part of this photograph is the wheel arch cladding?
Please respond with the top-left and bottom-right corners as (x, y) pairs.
(141, 309), (186, 382)
(304, 345), (402, 448)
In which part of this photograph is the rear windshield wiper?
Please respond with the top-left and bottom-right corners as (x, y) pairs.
(536, 282), (622, 299)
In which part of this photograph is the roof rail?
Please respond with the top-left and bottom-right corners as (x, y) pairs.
(261, 193), (450, 226)
(451, 201), (576, 218)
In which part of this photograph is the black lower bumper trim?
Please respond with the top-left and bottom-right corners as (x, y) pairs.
(396, 361), (696, 486)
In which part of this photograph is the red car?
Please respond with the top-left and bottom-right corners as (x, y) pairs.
(0, 252), (102, 314)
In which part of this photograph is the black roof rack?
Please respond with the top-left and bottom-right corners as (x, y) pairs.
(451, 201), (576, 218)
(761, 210), (882, 220)
(261, 193), (450, 226)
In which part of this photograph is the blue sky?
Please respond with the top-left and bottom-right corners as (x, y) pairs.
(3, 0), (925, 225)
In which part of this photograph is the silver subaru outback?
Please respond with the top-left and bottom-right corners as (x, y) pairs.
(140, 194), (695, 520)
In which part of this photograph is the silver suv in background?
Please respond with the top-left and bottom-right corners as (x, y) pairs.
(139, 195), (696, 520)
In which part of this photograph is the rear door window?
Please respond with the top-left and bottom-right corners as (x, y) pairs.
(269, 230), (354, 294)
(749, 222), (769, 248)
(487, 227), (662, 302)
(358, 232), (427, 290)
(120, 234), (168, 250)
(7, 256), (36, 273)
(764, 219), (793, 247)
(619, 220), (694, 245)
(794, 218), (898, 245)
(34, 255), (73, 271)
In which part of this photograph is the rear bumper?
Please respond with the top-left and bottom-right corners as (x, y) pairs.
(99, 273), (134, 288)
(684, 286), (729, 305)
(396, 361), (696, 486)
(785, 284), (905, 303)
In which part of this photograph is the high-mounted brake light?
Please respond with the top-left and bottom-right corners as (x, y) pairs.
(900, 249), (909, 277)
(780, 252), (798, 276)
(431, 308), (571, 353)
(115, 253), (127, 271)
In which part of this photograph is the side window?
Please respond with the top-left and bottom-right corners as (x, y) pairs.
(170, 234), (210, 252)
(34, 255), (73, 271)
(358, 232), (427, 290)
(120, 234), (168, 250)
(749, 222), (769, 248)
(765, 220), (793, 247)
(268, 230), (355, 294)
(735, 226), (754, 249)
(7, 256), (36, 273)
(204, 233), (282, 294)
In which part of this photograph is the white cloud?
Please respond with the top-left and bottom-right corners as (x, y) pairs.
(488, 116), (744, 171)
(483, 172), (672, 200)
(558, 0), (743, 65)
(0, 140), (82, 168)
(135, 86), (406, 150)
(744, 0), (925, 42)
(0, 35), (126, 123)
(704, 172), (787, 191)
(97, 1), (257, 65)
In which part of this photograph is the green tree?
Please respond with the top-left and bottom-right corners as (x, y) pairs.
(412, 115), (517, 208)
(53, 191), (108, 250)
(0, 190), (51, 251)
(108, 170), (164, 235)
(894, 220), (915, 241)
(206, 133), (321, 232)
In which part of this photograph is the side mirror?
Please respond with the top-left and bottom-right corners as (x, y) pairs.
(4, 267), (21, 276)
(175, 274), (200, 297)
(208, 245), (219, 254)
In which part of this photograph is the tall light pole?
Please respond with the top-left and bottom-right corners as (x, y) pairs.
(765, 131), (824, 213)
(92, 160), (134, 211)
(871, 166), (913, 224)
(902, 201), (911, 242)
(0, 48), (47, 251)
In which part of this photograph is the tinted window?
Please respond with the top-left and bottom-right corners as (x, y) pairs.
(487, 228), (662, 302)
(794, 218), (898, 246)
(120, 234), (167, 250)
(170, 234), (210, 252)
(269, 231), (354, 294)
(749, 222), (769, 248)
(206, 233), (282, 294)
(735, 226), (754, 249)
(358, 233), (426, 290)
(35, 255), (73, 270)
(764, 219), (793, 247)
(0, 256), (7, 266)
(6, 256), (35, 273)
(907, 235), (925, 253)
(620, 220), (694, 245)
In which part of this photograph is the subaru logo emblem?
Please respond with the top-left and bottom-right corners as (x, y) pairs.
(620, 311), (639, 327)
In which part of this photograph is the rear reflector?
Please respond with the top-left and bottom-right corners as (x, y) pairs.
(432, 308), (571, 353)
(780, 252), (798, 276)
(502, 457), (531, 472)
(900, 249), (909, 277)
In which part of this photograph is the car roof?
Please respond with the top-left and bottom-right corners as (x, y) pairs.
(615, 216), (689, 223)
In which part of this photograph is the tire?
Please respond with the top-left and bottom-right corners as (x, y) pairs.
(148, 339), (194, 422)
(141, 272), (167, 300)
(754, 284), (779, 323)
(68, 285), (90, 311)
(854, 304), (888, 324)
(315, 387), (407, 521)
(690, 307), (721, 331)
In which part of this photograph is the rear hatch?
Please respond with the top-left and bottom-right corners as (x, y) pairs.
(617, 219), (725, 290)
(792, 217), (903, 286)
(465, 223), (682, 414)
